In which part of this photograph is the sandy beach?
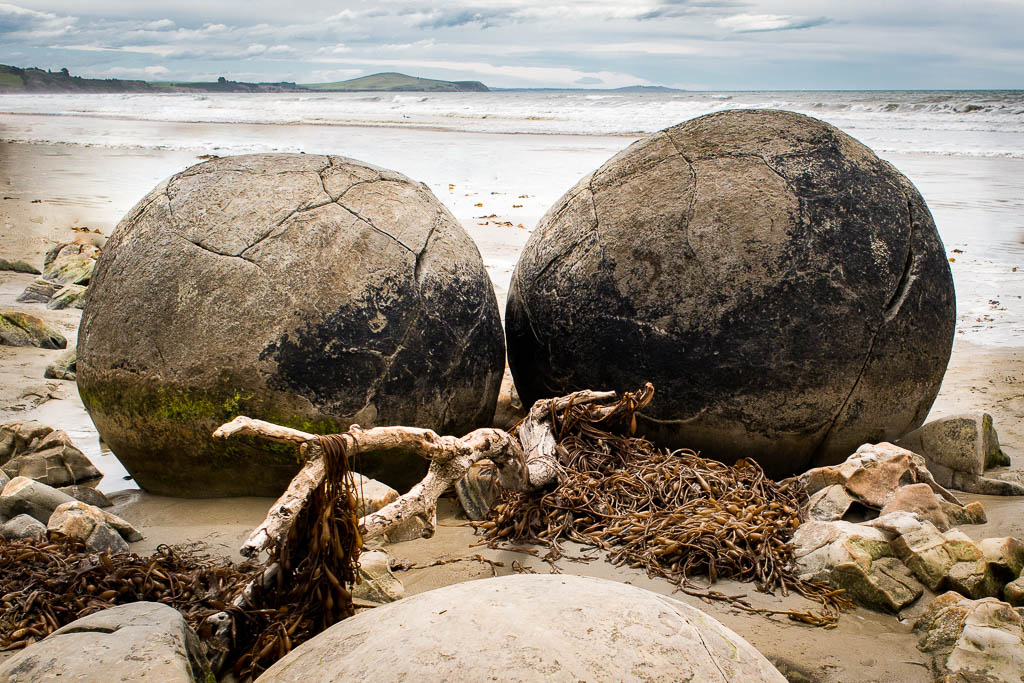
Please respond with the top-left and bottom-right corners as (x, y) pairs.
(1, 129), (1023, 681)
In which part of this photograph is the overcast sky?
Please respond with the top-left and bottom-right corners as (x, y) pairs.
(1, 1), (1022, 90)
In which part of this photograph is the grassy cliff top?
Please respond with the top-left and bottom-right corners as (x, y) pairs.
(304, 72), (488, 92)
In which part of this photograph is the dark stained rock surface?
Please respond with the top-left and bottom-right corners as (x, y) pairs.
(505, 109), (955, 476)
(0, 312), (67, 349)
(78, 153), (504, 497)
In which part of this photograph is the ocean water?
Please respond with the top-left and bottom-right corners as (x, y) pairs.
(1, 89), (1021, 345)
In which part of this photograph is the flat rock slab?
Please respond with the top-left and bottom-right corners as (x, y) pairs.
(0, 257), (41, 275)
(0, 601), (211, 682)
(0, 312), (66, 349)
(262, 574), (786, 682)
(15, 279), (57, 304)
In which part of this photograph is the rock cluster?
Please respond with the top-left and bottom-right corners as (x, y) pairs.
(506, 109), (955, 477)
(0, 602), (211, 682)
(0, 420), (100, 488)
(14, 240), (98, 309)
(77, 153), (505, 497)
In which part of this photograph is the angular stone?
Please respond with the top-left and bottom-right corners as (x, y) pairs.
(0, 257), (41, 275)
(352, 473), (399, 518)
(46, 283), (87, 310)
(48, 500), (143, 549)
(792, 520), (894, 583)
(1, 429), (101, 487)
(946, 559), (1001, 600)
(352, 550), (404, 604)
(42, 242), (98, 285)
(0, 420), (54, 461)
(900, 411), (1009, 476)
(15, 278), (59, 303)
(805, 484), (855, 521)
(893, 521), (993, 596)
(44, 348), (77, 381)
(1005, 578), (1024, 607)
(979, 537), (1024, 581)
(914, 592), (1024, 682)
(943, 499), (987, 526)
(0, 311), (67, 349)
(831, 557), (924, 613)
(0, 513), (47, 540)
(879, 483), (950, 531)
(0, 602), (212, 682)
(0, 476), (76, 524)
(58, 484), (112, 508)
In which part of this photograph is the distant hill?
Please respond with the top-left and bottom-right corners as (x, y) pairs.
(0, 64), (153, 93)
(304, 72), (489, 92)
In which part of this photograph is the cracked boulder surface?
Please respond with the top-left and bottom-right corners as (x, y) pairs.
(261, 574), (786, 682)
(505, 109), (955, 477)
(77, 153), (504, 497)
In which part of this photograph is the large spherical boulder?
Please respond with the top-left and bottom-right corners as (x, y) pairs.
(506, 110), (955, 476)
(78, 154), (504, 497)
(261, 574), (786, 681)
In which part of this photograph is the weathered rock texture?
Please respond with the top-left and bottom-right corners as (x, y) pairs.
(0, 602), (211, 682)
(0, 428), (101, 488)
(78, 154), (504, 497)
(0, 312), (66, 349)
(261, 574), (786, 682)
(506, 109), (955, 476)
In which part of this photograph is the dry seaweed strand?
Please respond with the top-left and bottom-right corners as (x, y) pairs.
(479, 385), (853, 628)
(0, 432), (362, 679)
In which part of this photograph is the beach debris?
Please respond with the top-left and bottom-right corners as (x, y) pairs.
(476, 385), (852, 627)
(0, 312), (67, 349)
(898, 411), (1024, 495)
(0, 257), (40, 275)
(42, 241), (98, 285)
(48, 500), (143, 552)
(0, 427), (101, 488)
(77, 153), (504, 498)
(260, 574), (788, 682)
(351, 550), (404, 604)
(46, 283), (87, 310)
(0, 514), (47, 541)
(0, 600), (212, 682)
(0, 477), (76, 524)
(14, 278), (58, 304)
(914, 592), (1024, 681)
(506, 110), (955, 479)
(44, 348), (77, 381)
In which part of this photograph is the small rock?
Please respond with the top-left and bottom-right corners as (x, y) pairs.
(42, 242), (98, 285)
(0, 476), (76, 524)
(792, 519), (894, 584)
(44, 348), (77, 381)
(900, 412), (1024, 496)
(0, 420), (54, 461)
(831, 556), (924, 613)
(879, 483), (950, 531)
(0, 513), (47, 540)
(14, 278), (58, 303)
(46, 283), (87, 310)
(942, 499), (987, 526)
(914, 592), (1024, 681)
(979, 537), (1024, 581)
(353, 473), (399, 518)
(0, 257), (41, 275)
(58, 484), (112, 508)
(1005, 578), (1024, 607)
(48, 500), (143, 551)
(1, 429), (102, 487)
(352, 550), (404, 604)
(0, 602), (212, 682)
(0, 311), (67, 349)
(893, 521), (997, 597)
(805, 484), (855, 521)
(492, 366), (526, 430)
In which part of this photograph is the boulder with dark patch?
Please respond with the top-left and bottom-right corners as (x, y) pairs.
(77, 153), (504, 497)
(0, 312), (67, 349)
(505, 110), (955, 477)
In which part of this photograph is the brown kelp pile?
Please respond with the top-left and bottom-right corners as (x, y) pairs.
(479, 385), (853, 627)
(0, 433), (361, 679)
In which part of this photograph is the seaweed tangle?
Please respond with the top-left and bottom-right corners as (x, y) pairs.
(0, 432), (361, 679)
(478, 385), (854, 628)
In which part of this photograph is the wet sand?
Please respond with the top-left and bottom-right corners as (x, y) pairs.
(1, 138), (1023, 681)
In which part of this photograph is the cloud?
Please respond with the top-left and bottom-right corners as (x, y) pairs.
(716, 13), (831, 33)
(575, 76), (603, 85)
(93, 64), (169, 78)
(0, 2), (76, 38)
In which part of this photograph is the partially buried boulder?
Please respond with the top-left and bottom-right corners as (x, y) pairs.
(0, 602), (211, 682)
(44, 348), (76, 381)
(0, 311), (66, 349)
(42, 241), (98, 285)
(505, 109), (955, 477)
(77, 154), (505, 497)
(0, 429), (101, 488)
(261, 574), (786, 681)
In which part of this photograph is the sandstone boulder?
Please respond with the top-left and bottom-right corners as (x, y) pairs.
(506, 110), (954, 476)
(261, 574), (786, 681)
(58, 484), (112, 508)
(77, 153), (505, 497)
(46, 283), (87, 310)
(0, 312), (66, 349)
(15, 278), (58, 303)
(0, 602), (211, 682)
(0, 421), (53, 460)
(900, 412), (1024, 495)
(0, 429), (101, 488)
(42, 241), (98, 285)
(0, 513), (47, 540)
(47, 500), (142, 551)
(352, 549), (404, 604)
(44, 348), (77, 381)
(0, 476), (76, 524)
